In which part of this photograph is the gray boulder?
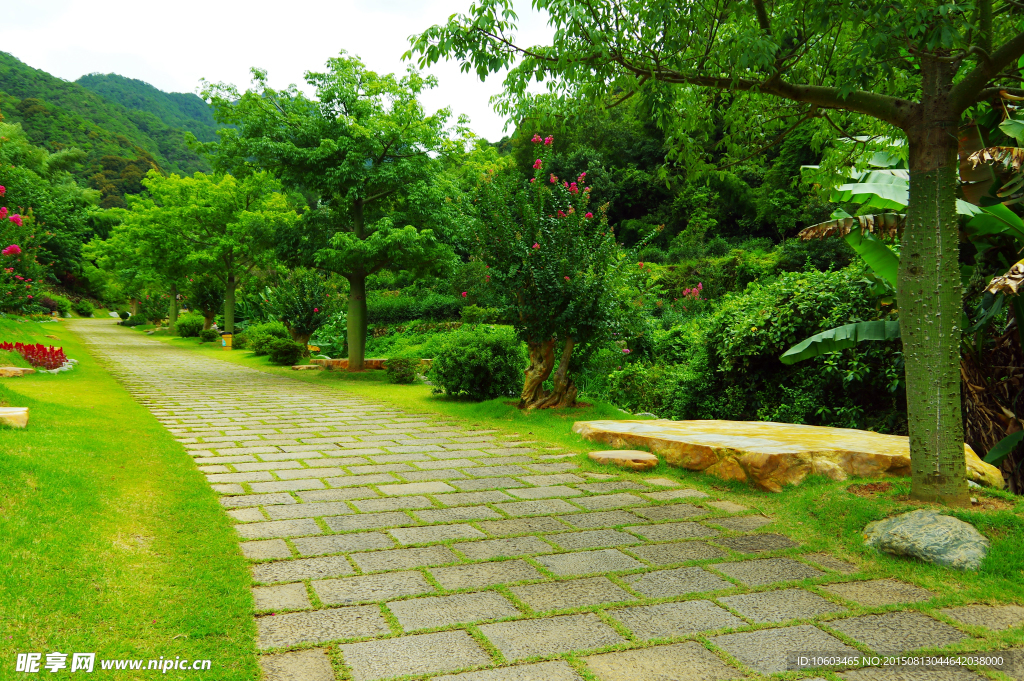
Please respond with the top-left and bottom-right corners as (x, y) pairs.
(863, 509), (989, 571)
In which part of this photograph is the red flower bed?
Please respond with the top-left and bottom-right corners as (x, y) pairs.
(0, 341), (67, 369)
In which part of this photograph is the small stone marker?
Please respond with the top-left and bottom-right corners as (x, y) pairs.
(0, 407), (28, 428)
(588, 450), (658, 471)
(0, 367), (34, 377)
(291, 364), (322, 371)
(863, 509), (990, 571)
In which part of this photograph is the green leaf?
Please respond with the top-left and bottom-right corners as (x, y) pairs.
(999, 118), (1024, 145)
(834, 181), (908, 209)
(780, 320), (901, 364)
(845, 227), (899, 287)
(966, 204), (1024, 242)
(983, 430), (1024, 465)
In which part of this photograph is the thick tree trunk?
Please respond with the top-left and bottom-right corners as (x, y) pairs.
(203, 315), (214, 331)
(900, 57), (970, 507)
(168, 283), (178, 327)
(224, 274), (236, 335)
(519, 338), (556, 407)
(534, 337), (579, 409)
(347, 274), (367, 370)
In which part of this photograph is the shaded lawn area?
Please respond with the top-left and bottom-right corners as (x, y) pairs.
(154, 330), (1024, 629)
(0, 318), (257, 680)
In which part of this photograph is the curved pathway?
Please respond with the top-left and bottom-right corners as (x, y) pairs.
(69, 319), (1023, 681)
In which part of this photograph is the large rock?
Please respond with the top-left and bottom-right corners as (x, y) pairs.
(0, 367), (34, 377)
(863, 509), (990, 571)
(0, 407), (29, 428)
(310, 358), (387, 370)
(588, 450), (658, 471)
(572, 419), (1004, 492)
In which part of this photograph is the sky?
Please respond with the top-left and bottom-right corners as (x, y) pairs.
(0, 0), (552, 142)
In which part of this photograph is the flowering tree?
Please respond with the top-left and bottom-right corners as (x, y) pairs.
(478, 135), (629, 408)
(1, 184), (45, 313)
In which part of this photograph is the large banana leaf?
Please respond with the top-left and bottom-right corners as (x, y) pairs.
(966, 203), (1024, 241)
(984, 430), (1024, 466)
(845, 227), (899, 287)
(780, 320), (901, 364)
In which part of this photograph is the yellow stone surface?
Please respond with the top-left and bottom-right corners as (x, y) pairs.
(0, 407), (29, 428)
(588, 450), (658, 471)
(572, 419), (1005, 492)
(0, 367), (34, 378)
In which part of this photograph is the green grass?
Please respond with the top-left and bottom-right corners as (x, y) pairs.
(0, 318), (258, 680)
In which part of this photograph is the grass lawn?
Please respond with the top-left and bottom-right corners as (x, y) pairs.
(0, 318), (258, 679)
(152, 329), (1024, 639)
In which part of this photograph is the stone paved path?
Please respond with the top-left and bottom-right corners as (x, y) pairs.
(70, 320), (1023, 681)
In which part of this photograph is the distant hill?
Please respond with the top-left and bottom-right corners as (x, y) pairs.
(0, 52), (215, 207)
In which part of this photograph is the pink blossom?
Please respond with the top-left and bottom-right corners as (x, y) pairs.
(0, 207), (7, 219)
(544, 136), (553, 145)
(639, 262), (644, 267)
(531, 134), (542, 143)
(530, 178), (535, 183)
(585, 212), (594, 219)
(564, 276), (570, 281)
(25, 278), (31, 282)
(8, 214), (22, 227)
(0, 185), (5, 196)
(2, 244), (21, 256)
(557, 210), (566, 218)
(27, 295), (32, 299)
(461, 291), (467, 297)
(532, 243), (540, 249)
(569, 182), (579, 194)
(533, 159), (542, 170)
(621, 348), (631, 354)
(550, 174), (557, 184)
(313, 307), (319, 313)
(578, 172), (586, 181)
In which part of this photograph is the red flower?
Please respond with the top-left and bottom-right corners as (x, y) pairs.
(544, 136), (553, 145)
(0, 185), (5, 196)
(533, 159), (542, 170)
(461, 291), (467, 297)
(313, 308), (319, 313)
(550, 174), (557, 184)
(532, 243), (540, 249)
(2, 244), (21, 256)
(8, 214), (22, 227)
(639, 262), (644, 267)
(531, 134), (542, 143)
(0, 207), (6, 219)
(557, 210), (566, 218)
(585, 212), (594, 219)
(564, 276), (570, 281)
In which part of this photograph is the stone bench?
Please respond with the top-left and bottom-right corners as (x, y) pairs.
(0, 367), (35, 378)
(0, 407), (28, 428)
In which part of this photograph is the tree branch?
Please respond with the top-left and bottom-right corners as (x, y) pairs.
(752, 0), (772, 35)
(951, 30), (1024, 113)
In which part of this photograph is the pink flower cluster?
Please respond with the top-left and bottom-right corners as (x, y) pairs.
(2, 244), (21, 256)
(0, 341), (67, 370)
(0, 185), (5, 196)
(533, 159), (542, 170)
(679, 282), (704, 299)
(530, 134), (554, 145)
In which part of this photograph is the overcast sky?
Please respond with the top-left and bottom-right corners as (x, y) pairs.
(0, 0), (551, 142)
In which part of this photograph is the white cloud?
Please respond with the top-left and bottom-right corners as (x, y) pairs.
(0, 0), (551, 142)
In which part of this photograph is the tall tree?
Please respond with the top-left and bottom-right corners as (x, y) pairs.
(409, 0), (1024, 507)
(200, 54), (458, 369)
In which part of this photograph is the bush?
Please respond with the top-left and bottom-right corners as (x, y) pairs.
(72, 300), (94, 317)
(309, 312), (347, 358)
(36, 296), (58, 314)
(366, 291), (464, 324)
(419, 292), (462, 320)
(199, 329), (220, 343)
(386, 357), (419, 384)
(174, 314), (204, 338)
(428, 326), (526, 400)
(267, 338), (304, 365)
(267, 268), (338, 344)
(52, 296), (72, 317)
(242, 321), (289, 356)
(460, 304), (499, 325)
(117, 310), (130, 320)
(121, 315), (148, 327)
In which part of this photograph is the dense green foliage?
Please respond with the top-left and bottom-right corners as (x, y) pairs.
(266, 338), (304, 365)
(428, 326), (526, 400)
(174, 313), (204, 338)
(385, 357), (419, 384)
(241, 321), (290, 356)
(267, 268), (338, 344)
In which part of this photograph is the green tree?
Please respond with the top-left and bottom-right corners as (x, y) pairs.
(199, 53), (459, 369)
(268, 268), (339, 346)
(409, 0), (1024, 506)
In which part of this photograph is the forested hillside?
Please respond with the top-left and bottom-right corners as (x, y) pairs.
(0, 52), (211, 208)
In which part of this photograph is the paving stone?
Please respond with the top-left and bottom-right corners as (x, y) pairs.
(214, 446), (281, 455)
(545, 529), (641, 550)
(706, 500), (748, 512)
(265, 502), (355, 519)
(434, 449), (489, 459)
(475, 455), (534, 464)
(624, 566), (733, 597)
(628, 541), (730, 565)
(237, 518), (322, 540)
(720, 587), (848, 622)
(643, 489), (710, 500)
(625, 521), (719, 541)
(987, 648), (1024, 680)
(256, 605), (388, 649)
(228, 507), (266, 523)
(313, 571), (435, 605)
(389, 524), (487, 545)
(585, 641), (744, 681)
(536, 549), (645, 576)
(352, 545), (459, 572)
(518, 473), (586, 486)
(454, 536), (554, 560)
(324, 512), (414, 532)
(430, 559), (543, 588)
(467, 466), (531, 476)
(631, 503), (709, 521)
(609, 601), (744, 640)
(711, 557), (824, 586)
(260, 648), (335, 681)
(708, 517), (775, 533)
(306, 457), (373, 467)
(339, 630), (490, 681)
(377, 481), (457, 496)
(522, 461), (573, 471)
(833, 611), (969, 652)
(386, 444), (446, 454)
(511, 576), (636, 611)
(275, 467), (348, 479)
(573, 493), (647, 510)
(819, 579), (935, 606)
(710, 624), (859, 674)
(293, 532), (395, 556)
(493, 499), (581, 516)
(939, 604), (1024, 630)
(432, 659), (584, 681)
(643, 477), (682, 487)
(575, 481), (648, 493)
(388, 591), (521, 631)
(250, 480), (327, 493)
(253, 555), (355, 583)
(716, 533), (797, 554)
(198, 464), (231, 474)
(194, 455), (258, 465)
(253, 583), (312, 611)
(324, 474), (398, 487)
(480, 613), (624, 660)
(477, 517), (569, 536)
(297, 488), (379, 502)
(211, 483), (245, 494)
(399, 469), (468, 482)
(415, 506), (502, 523)
(558, 510), (640, 529)
(259, 450), (325, 461)
(451, 477), (526, 492)
(439, 490), (515, 506)
(840, 669), (988, 681)
(351, 495), (434, 512)
(802, 553), (859, 574)
(233, 461), (304, 472)
(508, 485), (583, 499)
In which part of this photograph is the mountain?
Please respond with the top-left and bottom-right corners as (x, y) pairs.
(0, 52), (215, 207)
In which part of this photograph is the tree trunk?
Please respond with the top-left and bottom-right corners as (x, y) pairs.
(899, 56), (970, 506)
(519, 338), (556, 407)
(224, 274), (236, 335)
(533, 337), (579, 408)
(168, 282), (178, 327)
(347, 274), (367, 370)
(203, 315), (214, 331)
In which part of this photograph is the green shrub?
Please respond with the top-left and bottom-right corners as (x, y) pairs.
(309, 312), (347, 358)
(52, 296), (72, 317)
(198, 329), (220, 343)
(367, 291), (464, 324)
(267, 338), (304, 365)
(122, 315), (148, 328)
(267, 268), (338, 344)
(243, 321), (289, 356)
(419, 292), (462, 320)
(460, 304), (499, 325)
(36, 296), (59, 314)
(174, 314), (204, 338)
(117, 310), (130, 320)
(385, 357), (419, 384)
(72, 300), (94, 317)
(428, 327), (525, 400)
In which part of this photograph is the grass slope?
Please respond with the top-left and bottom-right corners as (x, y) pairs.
(0, 319), (257, 680)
